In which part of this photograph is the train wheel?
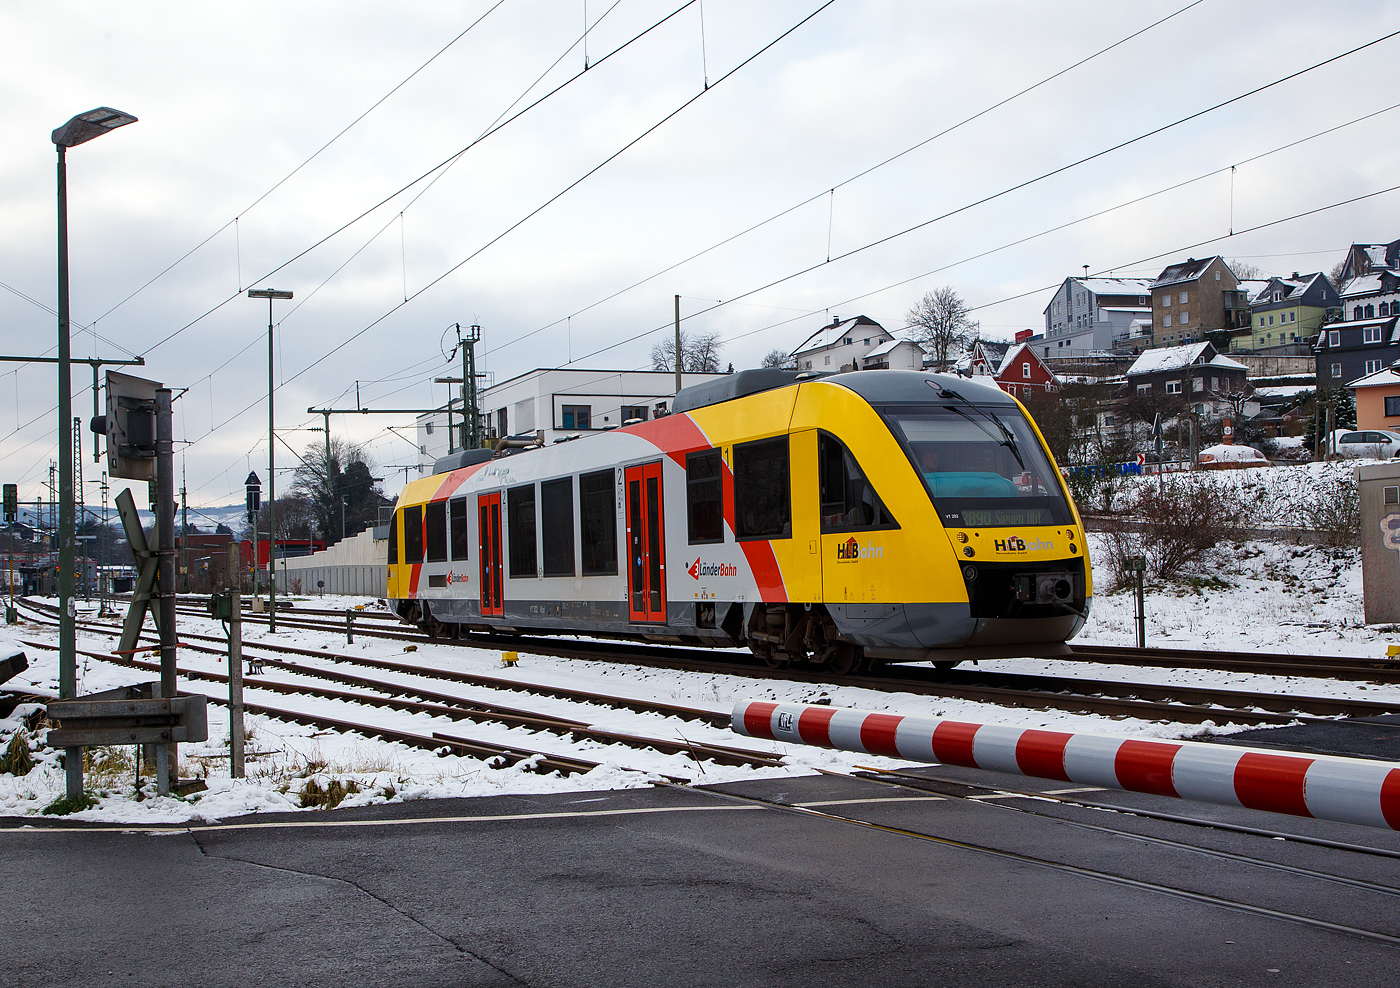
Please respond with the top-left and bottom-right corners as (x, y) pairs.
(826, 643), (860, 676)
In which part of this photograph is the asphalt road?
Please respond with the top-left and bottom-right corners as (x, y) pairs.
(7, 728), (1400, 986)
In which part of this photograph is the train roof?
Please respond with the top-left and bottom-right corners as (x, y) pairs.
(672, 367), (1015, 413)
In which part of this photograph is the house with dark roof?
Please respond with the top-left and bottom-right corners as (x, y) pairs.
(792, 316), (892, 373)
(1125, 341), (1249, 414)
(1314, 315), (1400, 388)
(1148, 256), (1252, 349)
(1337, 241), (1400, 284)
(968, 341), (1012, 379)
(1246, 272), (1339, 350)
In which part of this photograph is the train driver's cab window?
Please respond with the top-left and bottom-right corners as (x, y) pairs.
(425, 501), (447, 562)
(733, 436), (791, 540)
(388, 509), (399, 564)
(507, 484), (537, 577)
(579, 469), (618, 575)
(403, 505), (424, 564)
(886, 403), (1072, 528)
(686, 449), (724, 544)
(449, 498), (468, 560)
(819, 434), (897, 533)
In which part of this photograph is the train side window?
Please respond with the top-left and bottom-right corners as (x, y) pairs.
(686, 449), (724, 544)
(541, 477), (575, 577)
(403, 505), (424, 564)
(449, 497), (468, 560)
(507, 484), (537, 578)
(388, 509), (399, 564)
(819, 433), (898, 533)
(580, 469), (618, 575)
(425, 501), (448, 562)
(734, 436), (791, 540)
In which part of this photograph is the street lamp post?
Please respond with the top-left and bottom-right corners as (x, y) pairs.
(53, 107), (136, 801)
(247, 288), (292, 633)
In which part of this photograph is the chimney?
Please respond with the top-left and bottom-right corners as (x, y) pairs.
(1292, 272), (1300, 280)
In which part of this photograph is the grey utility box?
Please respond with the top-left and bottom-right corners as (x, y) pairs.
(1358, 461), (1400, 625)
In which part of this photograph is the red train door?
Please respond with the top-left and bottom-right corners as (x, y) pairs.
(625, 462), (667, 623)
(478, 493), (503, 617)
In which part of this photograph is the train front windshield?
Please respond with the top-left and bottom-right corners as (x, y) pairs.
(884, 404), (1073, 528)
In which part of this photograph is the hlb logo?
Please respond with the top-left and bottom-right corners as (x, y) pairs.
(836, 538), (884, 562)
(993, 536), (1054, 553)
(688, 558), (737, 580)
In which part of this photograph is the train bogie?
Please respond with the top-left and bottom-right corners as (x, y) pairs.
(387, 369), (1091, 671)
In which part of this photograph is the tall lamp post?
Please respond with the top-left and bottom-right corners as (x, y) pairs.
(53, 107), (136, 801)
(247, 288), (292, 633)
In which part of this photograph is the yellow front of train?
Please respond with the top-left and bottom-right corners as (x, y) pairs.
(782, 371), (1091, 661)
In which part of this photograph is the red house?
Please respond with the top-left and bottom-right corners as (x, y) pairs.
(969, 341), (1060, 400)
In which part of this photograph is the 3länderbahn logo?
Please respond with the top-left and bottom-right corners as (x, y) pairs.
(687, 558), (738, 580)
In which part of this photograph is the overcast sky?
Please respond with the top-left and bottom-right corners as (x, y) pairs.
(3, 0), (1399, 516)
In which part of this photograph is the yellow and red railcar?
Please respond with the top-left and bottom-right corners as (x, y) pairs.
(387, 369), (1090, 672)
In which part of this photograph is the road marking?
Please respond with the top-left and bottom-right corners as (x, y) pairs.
(794, 796), (944, 808)
(0, 803), (762, 836)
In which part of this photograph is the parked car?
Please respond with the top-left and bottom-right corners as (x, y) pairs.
(1329, 429), (1400, 458)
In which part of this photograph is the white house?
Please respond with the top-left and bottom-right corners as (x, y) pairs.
(1042, 276), (1153, 356)
(792, 315), (895, 373)
(415, 367), (727, 475)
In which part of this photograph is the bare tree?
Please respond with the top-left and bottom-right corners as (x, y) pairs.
(1227, 259), (1264, 281)
(290, 437), (384, 545)
(1329, 259), (1349, 291)
(761, 349), (796, 369)
(905, 287), (976, 371)
(651, 329), (724, 373)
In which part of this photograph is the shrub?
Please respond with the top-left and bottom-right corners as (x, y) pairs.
(1287, 476), (1360, 548)
(1100, 476), (1246, 587)
(1, 731), (33, 776)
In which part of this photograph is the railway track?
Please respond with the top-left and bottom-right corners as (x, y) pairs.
(18, 598), (1400, 728)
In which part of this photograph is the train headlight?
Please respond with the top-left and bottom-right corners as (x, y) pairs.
(961, 564), (977, 582)
(963, 546), (975, 557)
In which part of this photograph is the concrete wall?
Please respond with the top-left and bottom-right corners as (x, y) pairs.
(276, 527), (387, 597)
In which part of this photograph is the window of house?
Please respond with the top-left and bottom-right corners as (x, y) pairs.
(733, 436), (790, 540)
(449, 498), (468, 560)
(824, 355), (831, 366)
(1290, 311), (1296, 322)
(1257, 315), (1264, 327)
(1193, 378), (1204, 391)
(1366, 304), (1376, 319)
(1166, 380), (1182, 394)
(1045, 348), (1051, 357)
(507, 484), (537, 578)
(425, 501), (447, 562)
(1385, 395), (1400, 417)
(1355, 306), (1365, 320)
(425, 421), (434, 435)
(1137, 384), (1151, 393)
(540, 477), (574, 577)
(1365, 326), (1382, 343)
(1330, 330), (1341, 347)
(1268, 315), (1274, 326)
(403, 505), (423, 564)
(1022, 362), (1031, 378)
(1180, 291), (1188, 304)
(819, 433), (896, 533)
(579, 469), (617, 576)
(1163, 314), (1172, 328)
(1332, 363), (1343, 378)
(561, 405), (591, 430)
(620, 406), (648, 423)
(1139, 296), (1147, 304)
(1365, 359), (1383, 375)
(1215, 270), (1221, 280)
(1160, 295), (1169, 307)
(686, 449), (724, 544)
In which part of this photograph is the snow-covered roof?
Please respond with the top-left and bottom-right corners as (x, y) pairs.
(1152, 256), (1224, 288)
(1078, 277), (1154, 295)
(1348, 363), (1400, 389)
(1340, 274), (1386, 298)
(864, 338), (915, 358)
(1252, 385), (1314, 399)
(792, 315), (886, 355)
(1125, 342), (1246, 376)
(1099, 306), (1152, 313)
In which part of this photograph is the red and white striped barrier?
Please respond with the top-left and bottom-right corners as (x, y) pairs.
(733, 700), (1400, 832)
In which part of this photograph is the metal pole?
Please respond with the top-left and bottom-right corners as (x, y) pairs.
(156, 388), (177, 789)
(267, 297), (276, 633)
(467, 325), (479, 449)
(1135, 569), (1146, 648)
(56, 143), (81, 801)
(227, 542), (244, 779)
(674, 294), (682, 397)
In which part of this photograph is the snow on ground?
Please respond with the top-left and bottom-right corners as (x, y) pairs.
(2, 491), (1397, 825)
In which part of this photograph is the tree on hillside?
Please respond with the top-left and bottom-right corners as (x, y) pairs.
(651, 330), (724, 374)
(761, 349), (796, 369)
(1227, 259), (1264, 281)
(290, 437), (384, 545)
(905, 287), (977, 371)
(1329, 259), (1349, 291)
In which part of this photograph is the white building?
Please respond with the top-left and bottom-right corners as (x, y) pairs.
(792, 315), (898, 372)
(1042, 277), (1154, 355)
(415, 367), (727, 475)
